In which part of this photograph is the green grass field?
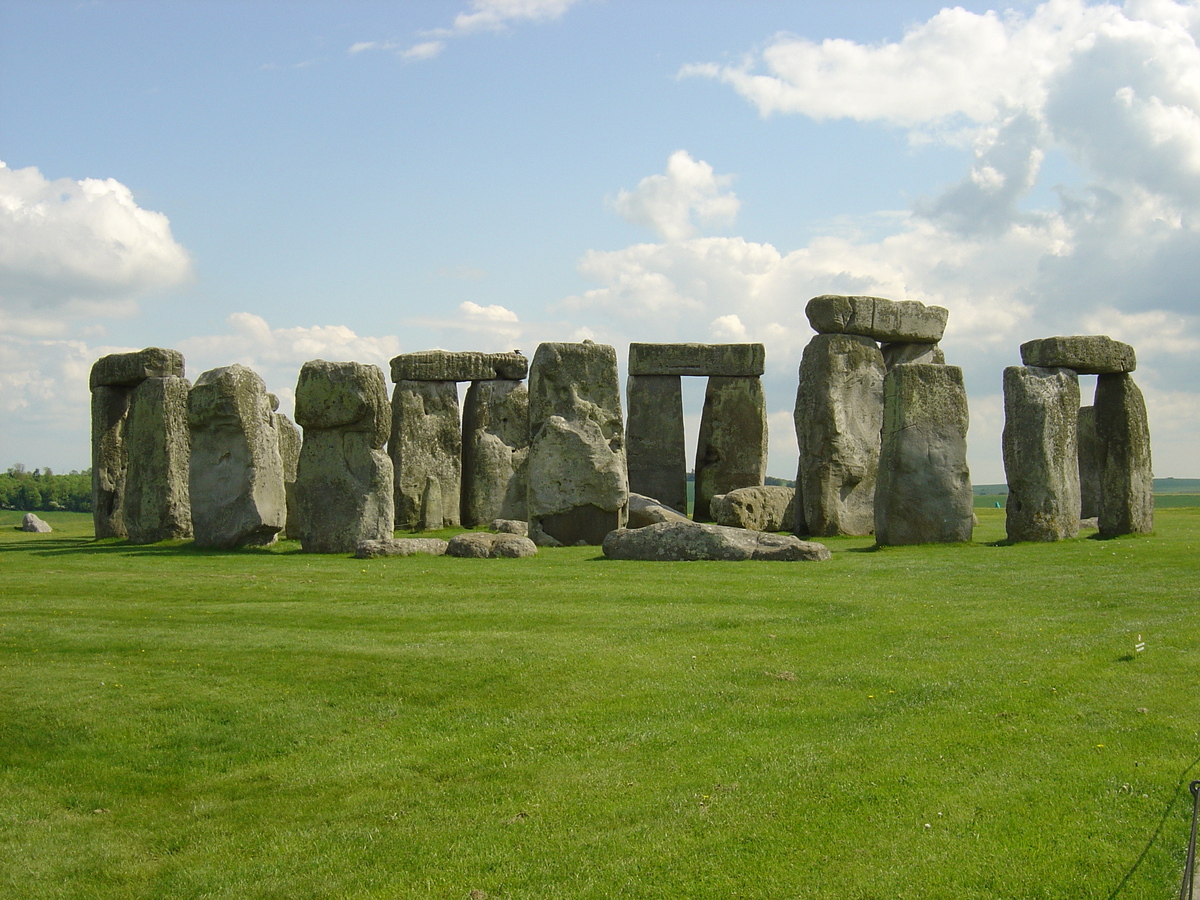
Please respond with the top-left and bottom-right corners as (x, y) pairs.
(2, 508), (1199, 899)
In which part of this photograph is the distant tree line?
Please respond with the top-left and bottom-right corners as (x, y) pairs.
(0, 465), (91, 512)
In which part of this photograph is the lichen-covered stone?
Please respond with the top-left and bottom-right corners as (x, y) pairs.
(1077, 405), (1101, 520)
(89, 347), (184, 390)
(527, 342), (628, 544)
(794, 334), (884, 537)
(1095, 373), (1153, 537)
(389, 350), (528, 383)
(710, 485), (795, 532)
(627, 493), (692, 529)
(188, 364), (286, 548)
(389, 380), (461, 530)
(355, 537), (448, 558)
(274, 409), (302, 538)
(625, 374), (687, 515)
(882, 342), (945, 369)
(446, 531), (538, 558)
(806, 295), (948, 343)
(628, 343), (765, 377)
(294, 360), (390, 445)
(1002, 366), (1081, 542)
(693, 376), (767, 523)
(123, 376), (193, 544)
(461, 379), (529, 527)
(1020, 335), (1136, 375)
(91, 385), (130, 539)
(875, 364), (973, 545)
(490, 518), (528, 535)
(602, 521), (831, 562)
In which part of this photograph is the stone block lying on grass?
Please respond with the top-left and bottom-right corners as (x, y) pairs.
(21, 513), (51, 533)
(709, 485), (795, 532)
(489, 518), (528, 535)
(355, 537), (449, 558)
(602, 521), (830, 562)
(446, 532), (538, 558)
(627, 493), (691, 529)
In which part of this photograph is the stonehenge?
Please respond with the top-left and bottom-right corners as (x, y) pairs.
(1002, 335), (1151, 540)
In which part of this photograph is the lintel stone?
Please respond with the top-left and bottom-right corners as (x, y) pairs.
(1019, 335), (1136, 374)
(806, 295), (948, 343)
(628, 343), (765, 377)
(90, 347), (185, 390)
(389, 350), (528, 383)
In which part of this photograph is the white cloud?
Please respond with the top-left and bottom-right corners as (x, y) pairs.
(612, 150), (740, 242)
(0, 161), (191, 336)
(403, 41), (446, 61)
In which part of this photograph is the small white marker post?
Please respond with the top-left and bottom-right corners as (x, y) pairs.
(1135, 634), (1145, 654)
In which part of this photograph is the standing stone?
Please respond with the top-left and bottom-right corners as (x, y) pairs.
(882, 342), (945, 369)
(875, 364), (973, 545)
(188, 365), (286, 548)
(1002, 366), (1081, 542)
(527, 341), (628, 545)
(389, 380), (461, 530)
(122, 375), (193, 544)
(694, 376), (767, 523)
(794, 334), (884, 537)
(461, 379), (530, 528)
(270, 396), (303, 539)
(420, 475), (444, 531)
(1077, 406), (1101, 520)
(626, 374), (688, 516)
(1095, 373), (1153, 537)
(294, 360), (394, 553)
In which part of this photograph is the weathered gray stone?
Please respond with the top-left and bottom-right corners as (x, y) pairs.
(602, 521), (831, 562)
(794, 334), (884, 537)
(806, 295), (948, 343)
(527, 342), (628, 545)
(694, 376), (767, 523)
(875, 364), (973, 545)
(188, 365), (287, 549)
(710, 485), (795, 532)
(91, 384), (130, 539)
(625, 374), (687, 515)
(1077, 406), (1101, 520)
(1002, 366), (1081, 542)
(354, 537), (448, 558)
(21, 513), (51, 533)
(420, 474), (444, 531)
(882, 341), (945, 369)
(461, 379), (529, 528)
(1095, 373), (1153, 537)
(389, 350), (528, 383)
(1020, 335), (1136, 375)
(293, 360), (394, 553)
(123, 376), (193, 544)
(389, 380), (461, 530)
(274, 409), (302, 538)
(628, 343), (765, 377)
(490, 518), (528, 535)
(627, 493), (691, 529)
(89, 347), (184, 390)
(446, 531), (538, 558)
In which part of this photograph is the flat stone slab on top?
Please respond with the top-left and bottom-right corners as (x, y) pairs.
(390, 350), (528, 383)
(806, 295), (948, 343)
(90, 347), (185, 390)
(1020, 335), (1136, 374)
(628, 343), (765, 377)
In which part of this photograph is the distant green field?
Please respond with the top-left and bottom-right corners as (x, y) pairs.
(2, 509), (1200, 898)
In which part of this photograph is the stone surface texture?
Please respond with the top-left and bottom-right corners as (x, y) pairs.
(390, 350), (528, 383)
(627, 493), (692, 529)
(1077, 406), (1101, 520)
(710, 485), (795, 532)
(527, 341), (628, 545)
(628, 343), (765, 377)
(21, 513), (52, 533)
(122, 375), (193, 544)
(389, 380), (462, 530)
(461, 379), (530, 528)
(293, 360), (394, 553)
(793, 334), (884, 537)
(274, 410), (302, 538)
(1095, 373), (1153, 537)
(1002, 366), (1081, 542)
(355, 537), (448, 558)
(693, 376), (767, 523)
(625, 374), (688, 516)
(602, 521), (831, 562)
(91, 384), (130, 539)
(874, 364), (974, 545)
(188, 365), (286, 548)
(489, 518), (529, 535)
(90, 347), (184, 390)
(806, 295), (948, 343)
(446, 531), (538, 558)
(882, 342), (945, 369)
(1020, 335), (1136, 375)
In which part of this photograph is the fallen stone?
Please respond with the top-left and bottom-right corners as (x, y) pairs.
(806, 295), (948, 343)
(21, 513), (51, 533)
(602, 521), (831, 562)
(1002, 366), (1081, 542)
(625, 374), (688, 515)
(1020, 335), (1136, 375)
(89, 347), (184, 390)
(882, 342), (945, 369)
(354, 537), (448, 558)
(709, 485), (795, 532)
(461, 379), (529, 527)
(390, 380), (461, 530)
(627, 493), (692, 529)
(794, 334), (884, 537)
(875, 364), (973, 545)
(1077, 405), (1101, 520)
(694, 376), (767, 522)
(188, 365), (286, 549)
(1079, 517), (1099, 530)
(628, 343), (765, 377)
(1095, 373), (1153, 537)
(389, 350), (528, 383)
(122, 375), (193, 544)
(489, 518), (528, 535)
(446, 531), (538, 558)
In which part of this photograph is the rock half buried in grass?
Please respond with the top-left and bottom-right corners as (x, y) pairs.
(602, 521), (830, 562)
(21, 513), (52, 533)
(354, 537), (449, 558)
(446, 532), (538, 558)
(626, 493), (691, 529)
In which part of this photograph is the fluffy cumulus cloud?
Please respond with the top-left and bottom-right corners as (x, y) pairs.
(0, 162), (191, 336)
(612, 150), (740, 242)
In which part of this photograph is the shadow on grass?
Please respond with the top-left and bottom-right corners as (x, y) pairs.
(0, 538), (308, 559)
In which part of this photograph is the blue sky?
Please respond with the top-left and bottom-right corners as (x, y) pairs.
(2, 0), (1198, 482)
